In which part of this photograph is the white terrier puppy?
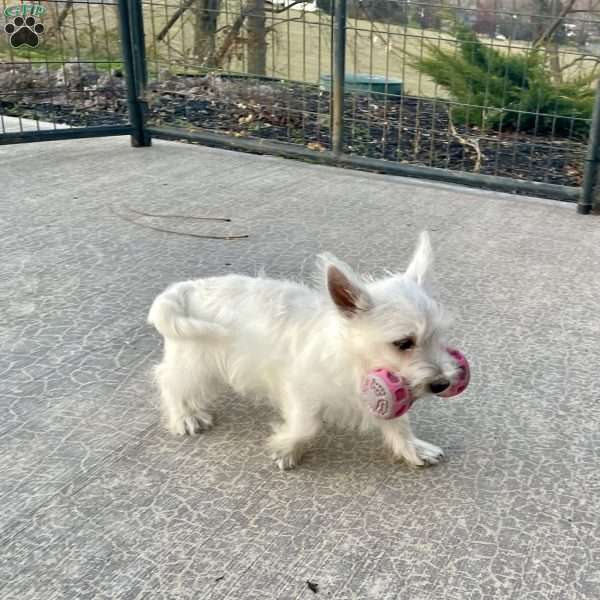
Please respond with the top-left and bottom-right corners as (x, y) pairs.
(148, 232), (459, 470)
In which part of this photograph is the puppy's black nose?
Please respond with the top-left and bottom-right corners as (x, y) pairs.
(429, 379), (450, 394)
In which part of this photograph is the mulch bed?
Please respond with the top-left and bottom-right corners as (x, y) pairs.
(0, 66), (586, 191)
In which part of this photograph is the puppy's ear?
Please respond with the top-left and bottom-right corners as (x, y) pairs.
(317, 254), (372, 316)
(405, 231), (433, 286)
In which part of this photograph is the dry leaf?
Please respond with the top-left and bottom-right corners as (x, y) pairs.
(307, 142), (325, 152)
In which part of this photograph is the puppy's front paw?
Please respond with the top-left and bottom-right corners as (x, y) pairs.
(168, 413), (213, 436)
(274, 453), (298, 471)
(393, 438), (444, 467)
(412, 438), (445, 466)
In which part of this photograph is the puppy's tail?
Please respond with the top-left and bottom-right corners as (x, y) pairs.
(148, 282), (229, 340)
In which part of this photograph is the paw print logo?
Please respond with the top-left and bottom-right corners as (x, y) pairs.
(4, 15), (44, 48)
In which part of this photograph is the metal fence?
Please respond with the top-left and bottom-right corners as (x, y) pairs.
(2, 0), (600, 211)
(0, 0), (138, 141)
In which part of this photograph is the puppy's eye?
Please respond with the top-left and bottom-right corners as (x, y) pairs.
(393, 337), (415, 351)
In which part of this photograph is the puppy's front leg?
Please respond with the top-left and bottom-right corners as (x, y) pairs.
(379, 417), (444, 467)
(268, 388), (322, 471)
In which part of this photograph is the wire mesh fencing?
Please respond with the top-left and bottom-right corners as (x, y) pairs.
(2, 0), (600, 205)
(342, 0), (596, 189)
(140, 0), (334, 149)
(137, 0), (599, 198)
(0, 0), (131, 140)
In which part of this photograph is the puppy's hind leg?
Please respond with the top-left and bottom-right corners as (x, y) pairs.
(154, 351), (218, 436)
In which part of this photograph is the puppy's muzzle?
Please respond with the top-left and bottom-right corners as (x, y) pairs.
(429, 379), (450, 395)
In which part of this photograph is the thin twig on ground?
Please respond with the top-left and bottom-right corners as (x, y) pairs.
(110, 205), (248, 240)
(122, 205), (231, 222)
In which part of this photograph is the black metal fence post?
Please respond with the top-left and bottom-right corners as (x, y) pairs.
(117, 0), (151, 147)
(331, 0), (347, 157)
(129, 0), (149, 94)
(578, 79), (600, 214)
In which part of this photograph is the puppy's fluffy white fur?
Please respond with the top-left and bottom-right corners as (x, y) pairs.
(148, 232), (459, 470)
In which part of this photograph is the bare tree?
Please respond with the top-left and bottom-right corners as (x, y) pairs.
(55, 0), (74, 32)
(157, 0), (305, 73)
(157, 0), (196, 41)
(193, 0), (220, 67)
(246, 0), (267, 75)
(532, 0), (577, 47)
(530, 0), (579, 82)
(45, 0), (74, 38)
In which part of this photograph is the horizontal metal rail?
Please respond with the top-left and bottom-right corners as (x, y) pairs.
(0, 125), (134, 145)
(147, 126), (579, 202)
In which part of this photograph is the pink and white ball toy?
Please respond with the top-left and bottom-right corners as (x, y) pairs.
(438, 348), (470, 398)
(361, 369), (415, 419)
(361, 348), (470, 420)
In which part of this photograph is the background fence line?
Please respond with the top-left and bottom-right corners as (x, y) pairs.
(1, 0), (600, 210)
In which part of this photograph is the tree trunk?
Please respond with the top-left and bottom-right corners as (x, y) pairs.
(548, 41), (563, 83)
(46, 0), (73, 38)
(193, 0), (220, 68)
(246, 0), (266, 76)
(214, 5), (251, 68)
(547, 0), (565, 84)
(531, 0), (578, 83)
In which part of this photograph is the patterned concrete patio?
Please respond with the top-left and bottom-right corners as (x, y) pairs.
(1, 136), (599, 600)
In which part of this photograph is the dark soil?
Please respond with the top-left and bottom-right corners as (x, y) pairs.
(0, 67), (585, 189)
